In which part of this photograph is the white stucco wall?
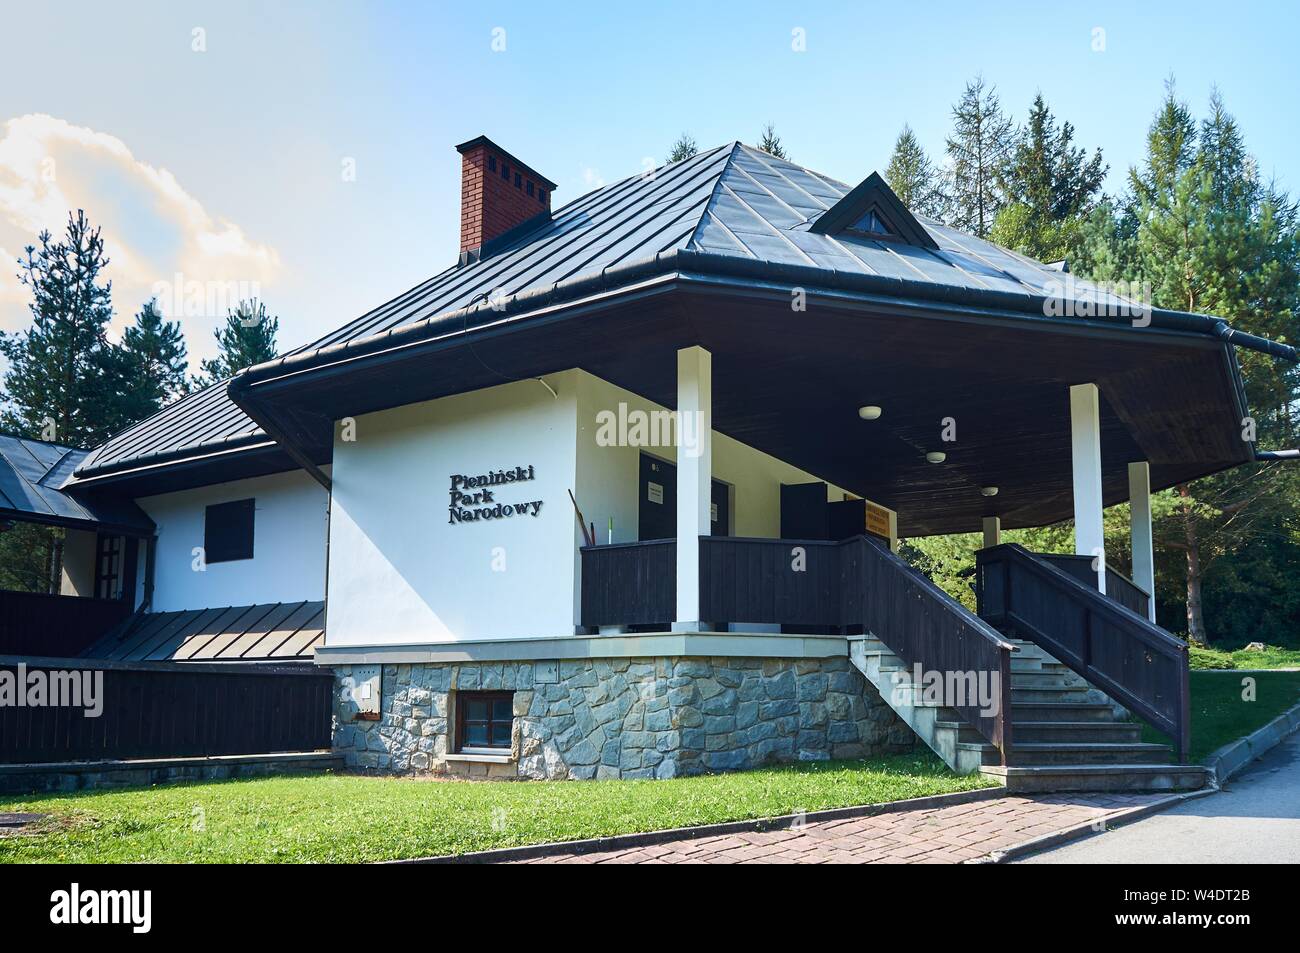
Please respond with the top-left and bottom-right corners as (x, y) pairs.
(136, 469), (329, 612)
(574, 371), (867, 543)
(59, 528), (98, 598)
(325, 373), (581, 647)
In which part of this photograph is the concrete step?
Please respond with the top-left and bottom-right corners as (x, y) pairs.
(1003, 742), (1172, 767)
(1011, 701), (1118, 723)
(1010, 671), (1090, 690)
(980, 763), (1209, 794)
(1010, 720), (1144, 744)
(1011, 685), (1109, 705)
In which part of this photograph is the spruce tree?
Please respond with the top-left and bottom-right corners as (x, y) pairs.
(194, 299), (280, 387)
(757, 123), (789, 160)
(116, 298), (189, 418)
(944, 77), (1015, 238)
(666, 134), (698, 164)
(885, 125), (945, 218)
(991, 94), (1106, 260)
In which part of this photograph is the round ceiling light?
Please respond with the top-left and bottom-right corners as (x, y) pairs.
(925, 451), (946, 464)
(980, 486), (999, 497)
(858, 405), (882, 420)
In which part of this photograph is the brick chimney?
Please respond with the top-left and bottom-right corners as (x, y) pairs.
(456, 136), (556, 264)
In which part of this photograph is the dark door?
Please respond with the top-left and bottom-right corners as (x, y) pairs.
(638, 453), (730, 541)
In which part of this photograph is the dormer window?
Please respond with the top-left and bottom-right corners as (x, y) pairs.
(848, 207), (895, 238)
(810, 171), (938, 250)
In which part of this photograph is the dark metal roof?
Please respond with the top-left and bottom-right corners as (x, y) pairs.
(0, 434), (152, 533)
(69, 142), (1294, 485)
(82, 600), (325, 663)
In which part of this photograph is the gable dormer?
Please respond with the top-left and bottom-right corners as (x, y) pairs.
(810, 171), (938, 250)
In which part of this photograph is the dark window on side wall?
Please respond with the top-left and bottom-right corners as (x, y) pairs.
(204, 498), (255, 563)
(488, 155), (496, 173)
(456, 691), (513, 751)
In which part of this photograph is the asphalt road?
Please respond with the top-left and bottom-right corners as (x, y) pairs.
(1019, 732), (1300, 864)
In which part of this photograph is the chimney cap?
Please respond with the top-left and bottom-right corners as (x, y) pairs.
(455, 135), (558, 190)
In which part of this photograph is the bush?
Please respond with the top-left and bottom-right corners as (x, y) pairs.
(1189, 645), (1235, 670)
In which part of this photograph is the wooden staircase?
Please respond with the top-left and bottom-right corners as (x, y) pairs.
(849, 635), (1208, 793)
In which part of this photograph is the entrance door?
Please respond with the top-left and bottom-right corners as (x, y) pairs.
(638, 453), (730, 541)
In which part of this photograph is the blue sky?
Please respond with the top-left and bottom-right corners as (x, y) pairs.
(1, 0), (1296, 362)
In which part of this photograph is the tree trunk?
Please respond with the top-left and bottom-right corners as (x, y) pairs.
(1178, 484), (1208, 645)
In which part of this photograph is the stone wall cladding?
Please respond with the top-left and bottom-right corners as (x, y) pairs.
(331, 656), (914, 780)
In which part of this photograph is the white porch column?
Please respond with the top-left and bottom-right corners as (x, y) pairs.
(982, 516), (1002, 550)
(674, 346), (712, 631)
(1128, 460), (1157, 622)
(1070, 382), (1106, 594)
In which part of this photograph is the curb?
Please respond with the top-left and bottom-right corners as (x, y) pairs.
(385, 783), (1008, 864)
(976, 785), (1219, 864)
(1202, 699), (1300, 785)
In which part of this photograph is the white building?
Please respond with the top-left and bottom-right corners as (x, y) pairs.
(29, 136), (1293, 790)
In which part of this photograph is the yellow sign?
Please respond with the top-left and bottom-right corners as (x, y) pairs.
(866, 503), (892, 540)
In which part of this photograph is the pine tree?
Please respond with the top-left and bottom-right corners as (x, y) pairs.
(757, 123), (789, 160)
(0, 210), (131, 446)
(885, 125), (945, 219)
(990, 94), (1107, 260)
(1106, 83), (1300, 644)
(945, 77), (1015, 238)
(194, 299), (280, 386)
(666, 134), (698, 164)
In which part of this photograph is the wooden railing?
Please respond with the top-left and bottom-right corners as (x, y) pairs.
(580, 535), (1015, 762)
(0, 656), (334, 764)
(847, 536), (1015, 762)
(1036, 553), (1151, 620)
(580, 539), (676, 627)
(699, 536), (844, 628)
(0, 590), (132, 658)
(976, 543), (1190, 761)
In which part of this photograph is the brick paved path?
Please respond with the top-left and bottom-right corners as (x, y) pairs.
(509, 792), (1169, 864)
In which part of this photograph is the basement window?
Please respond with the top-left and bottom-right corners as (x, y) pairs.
(204, 498), (255, 563)
(456, 691), (514, 752)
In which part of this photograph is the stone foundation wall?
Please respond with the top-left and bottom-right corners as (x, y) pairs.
(331, 655), (914, 780)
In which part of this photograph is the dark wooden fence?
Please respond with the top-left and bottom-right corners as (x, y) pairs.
(1036, 553), (1151, 620)
(580, 539), (676, 627)
(976, 543), (1190, 761)
(0, 657), (334, 764)
(581, 535), (1014, 762)
(0, 590), (132, 658)
(699, 536), (843, 627)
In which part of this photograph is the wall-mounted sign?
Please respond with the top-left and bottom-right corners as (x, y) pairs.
(647, 481), (664, 505)
(449, 465), (544, 524)
(866, 502), (892, 540)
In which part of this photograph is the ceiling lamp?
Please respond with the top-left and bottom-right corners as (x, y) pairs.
(858, 405), (882, 420)
(980, 486), (999, 497)
(925, 451), (946, 464)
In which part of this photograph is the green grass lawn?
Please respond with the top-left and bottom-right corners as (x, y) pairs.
(0, 752), (997, 864)
(1189, 644), (1300, 670)
(1140, 670), (1300, 762)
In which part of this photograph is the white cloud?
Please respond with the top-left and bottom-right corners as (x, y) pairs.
(0, 114), (280, 358)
